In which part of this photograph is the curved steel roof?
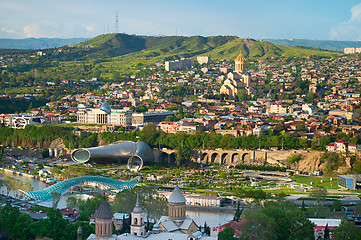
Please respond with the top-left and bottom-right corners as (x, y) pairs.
(21, 176), (138, 202)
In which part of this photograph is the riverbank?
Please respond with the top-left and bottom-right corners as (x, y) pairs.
(186, 205), (235, 213)
(0, 167), (47, 182)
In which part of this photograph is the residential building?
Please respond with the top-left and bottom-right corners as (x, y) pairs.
(165, 58), (194, 71)
(197, 56), (211, 65)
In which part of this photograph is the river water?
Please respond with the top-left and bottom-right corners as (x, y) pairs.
(0, 172), (234, 227)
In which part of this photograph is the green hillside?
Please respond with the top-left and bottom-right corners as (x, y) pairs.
(70, 34), (340, 62)
(40, 33), (343, 79)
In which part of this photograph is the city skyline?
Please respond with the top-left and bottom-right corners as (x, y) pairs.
(1, 0), (361, 41)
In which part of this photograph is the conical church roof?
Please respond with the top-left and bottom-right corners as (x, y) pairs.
(168, 186), (186, 203)
(132, 193), (144, 213)
(94, 197), (113, 219)
(235, 51), (246, 62)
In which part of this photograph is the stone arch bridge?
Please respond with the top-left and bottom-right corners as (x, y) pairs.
(155, 149), (269, 166)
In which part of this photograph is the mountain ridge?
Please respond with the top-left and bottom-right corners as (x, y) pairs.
(265, 38), (361, 52)
(0, 37), (88, 49)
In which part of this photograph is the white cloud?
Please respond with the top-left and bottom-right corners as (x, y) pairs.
(330, 3), (361, 41)
(23, 24), (46, 38)
(83, 24), (96, 32)
(1, 28), (15, 34)
(351, 3), (361, 21)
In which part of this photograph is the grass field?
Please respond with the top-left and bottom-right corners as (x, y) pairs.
(292, 175), (340, 189)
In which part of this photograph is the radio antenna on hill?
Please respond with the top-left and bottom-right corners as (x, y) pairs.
(158, 21), (161, 37)
(115, 10), (119, 33)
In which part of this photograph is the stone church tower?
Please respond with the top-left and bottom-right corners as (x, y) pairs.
(130, 194), (146, 236)
(94, 197), (113, 239)
(168, 185), (186, 221)
(234, 51), (246, 72)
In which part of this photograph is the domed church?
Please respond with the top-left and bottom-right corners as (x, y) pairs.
(220, 51), (255, 97)
(158, 186), (198, 234)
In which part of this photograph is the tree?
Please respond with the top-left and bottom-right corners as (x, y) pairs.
(204, 222), (211, 236)
(332, 221), (361, 240)
(139, 123), (159, 147)
(66, 196), (79, 210)
(301, 200), (307, 213)
(355, 202), (361, 217)
(112, 187), (167, 224)
(240, 212), (276, 240)
(332, 200), (342, 212)
(218, 227), (235, 240)
(309, 186), (327, 203)
(51, 191), (61, 209)
(324, 223), (330, 240)
(262, 201), (314, 240)
(175, 145), (192, 166)
(135, 105), (148, 112)
(233, 201), (243, 222)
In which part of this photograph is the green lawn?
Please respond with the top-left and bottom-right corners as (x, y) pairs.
(291, 175), (340, 189)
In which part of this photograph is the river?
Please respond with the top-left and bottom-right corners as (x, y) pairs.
(0, 172), (234, 227)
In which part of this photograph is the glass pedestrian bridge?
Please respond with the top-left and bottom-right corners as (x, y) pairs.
(21, 176), (138, 202)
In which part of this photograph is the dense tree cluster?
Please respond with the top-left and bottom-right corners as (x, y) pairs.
(0, 204), (94, 240)
(239, 201), (314, 240)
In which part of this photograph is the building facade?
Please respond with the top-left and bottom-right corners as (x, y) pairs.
(132, 111), (174, 127)
(77, 102), (133, 126)
(165, 58), (194, 71)
(338, 174), (361, 190)
(197, 56), (211, 65)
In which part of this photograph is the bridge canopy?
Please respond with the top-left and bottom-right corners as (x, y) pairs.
(21, 176), (138, 202)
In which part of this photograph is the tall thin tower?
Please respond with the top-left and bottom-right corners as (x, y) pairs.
(115, 10), (119, 33)
(158, 21), (161, 37)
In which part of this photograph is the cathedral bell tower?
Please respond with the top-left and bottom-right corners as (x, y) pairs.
(130, 194), (146, 236)
(234, 51), (246, 72)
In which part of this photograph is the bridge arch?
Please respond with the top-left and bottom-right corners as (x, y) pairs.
(21, 176), (138, 202)
(169, 153), (176, 164)
(201, 153), (208, 163)
(210, 153), (218, 163)
(241, 153), (249, 163)
(159, 152), (168, 164)
(231, 153), (239, 164)
(221, 153), (228, 165)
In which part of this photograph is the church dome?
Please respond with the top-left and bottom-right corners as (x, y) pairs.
(168, 186), (186, 203)
(100, 101), (111, 114)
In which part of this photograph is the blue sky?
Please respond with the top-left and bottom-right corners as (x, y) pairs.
(1, 0), (361, 40)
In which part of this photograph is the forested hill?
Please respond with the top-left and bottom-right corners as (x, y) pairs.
(68, 33), (340, 61)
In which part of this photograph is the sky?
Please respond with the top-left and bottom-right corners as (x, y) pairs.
(1, 0), (361, 41)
